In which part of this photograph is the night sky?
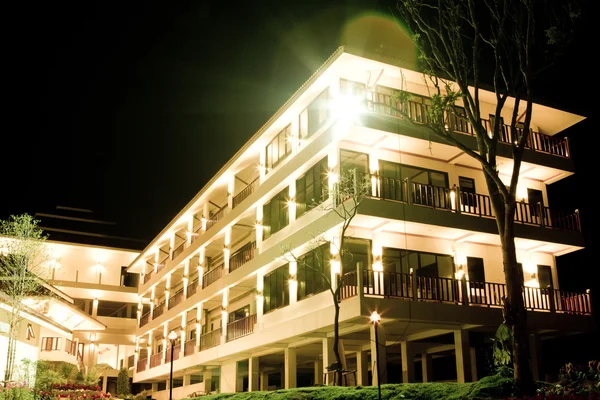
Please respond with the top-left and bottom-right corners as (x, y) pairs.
(2, 1), (595, 291)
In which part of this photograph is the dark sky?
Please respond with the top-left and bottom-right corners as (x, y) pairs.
(2, 1), (595, 289)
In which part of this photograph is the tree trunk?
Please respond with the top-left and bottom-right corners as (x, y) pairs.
(333, 300), (343, 386)
(5, 321), (17, 382)
(500, 203), (534, 395)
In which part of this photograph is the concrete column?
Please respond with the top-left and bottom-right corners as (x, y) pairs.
(102, 376), (107, 393)
(151, 383), (158, 393)
(220, 361), (237, 393)
(249, 357), (259, 392)
(92, 299), (99, 317)
(183, 374), (191, 386)
(470, 347), (478, 382)
(356, 350), (369, 386)
(224, 226), (232, 274)
(454, 329), (472, 383)
(421, 352), (433, 382)
(259, 372), (269, 391)
(322, 337), (336, 385)
(203, 370), (212, 393)
(284, 348), (297, 389)
(529, 333), (543, 382)
(370, 323), (387, 385)
(314, 360), (323, 385)
(401, 341), (415, 383)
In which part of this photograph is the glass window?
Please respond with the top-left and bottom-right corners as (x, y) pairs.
(263, 264), (289, 314)
(263, 188), (289, 239)
(228, 305), (250, 323)
(97, 300), (136, 319)
(343, 238), (371, 274)
(296, 157), (328, 218)
(467, 257), (486, 282)
(340, 150), (369, 176)
(382, 248), (453, 278)
(306, 88), (330, 138)
(297, 243), (329, 301)
(537, 265), (553, 288)
(266, 124), (292, 172)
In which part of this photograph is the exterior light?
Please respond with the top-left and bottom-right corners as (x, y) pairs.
(167, 330), (178, 400)
(370, 311), (382, 400)
(370, 311), (381, 324)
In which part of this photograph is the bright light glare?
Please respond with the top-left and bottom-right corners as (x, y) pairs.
(370, 311), (381, 324)
(168, 330), (178, 340)
(333, 94), (364, 125)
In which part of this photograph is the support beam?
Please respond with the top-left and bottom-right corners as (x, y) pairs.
(454, 329), (472, 383)
(249, 357), (259, 392)
(421, 352), (433, 383)
(322, 337), (335, 385)
(401, 341), (416, 383)
(259, 372), (269, 391)
(356, 350), (369, 386)
(284, 348), (297, 389)
(314, 360), (323, 385)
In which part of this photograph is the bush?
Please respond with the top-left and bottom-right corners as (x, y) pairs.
(117, 367), (131, 397)
(0, 383), (34, 400)
(534, 360), (600, 399)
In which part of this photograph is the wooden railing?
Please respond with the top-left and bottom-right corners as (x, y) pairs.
(229, 241), (256, 273)
(172, 241), (186, 260)
(153, 302), (165, 319)
(206, 204), (228, 231)
(233, 177), (259, 208)
(203, 264), (224, 288)
(184, 339), (196, 357)
(355, 269), (592, 315)
(139, 312), (150, 327)
(187, 279), (198, 298)
(137, 358), (147, 373)
(364, 87), (570, 158)
(65, 339), (77, 356)
(127, 355), (134, 368)
(226, 314), (257, 342)
(340, 271), (358, 299)
(149, 353), (162, 368)
(143, 270), (153, 284)
(362, 173), (581, 233)
(200, 329), (221, 351)
(168, 289), (184, 310)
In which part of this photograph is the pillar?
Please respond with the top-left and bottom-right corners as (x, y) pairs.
(224, 226), (232, 274)
(259, 372), (269, 391)
(529, 333), (543, 382)
(249, 357), (259, 392)
(203, 370), (212, 393)
(370, 322), (387, 385)
(470, 347), (478, 382)
(151, 383), (158, 393)
(421, 352), (433, 383)
(322, 337), (336, 385)
(400, 341), (415, 383)
(221, 288), (229, 345)
(314, 360), (323, 385)
(454, 329), (472, 383)
(102, 376), (107, 393)
(220, 361), (237, 393)
(284, 348), (297, 389)
(356, 350), (369, 386)
(92, 298), (99, 317)
(183, 374), (191, 386)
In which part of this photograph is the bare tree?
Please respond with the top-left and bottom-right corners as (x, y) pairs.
(0, 214), (51, 382)
(393, 0), (580, 393)
(282, 169), (370, 385)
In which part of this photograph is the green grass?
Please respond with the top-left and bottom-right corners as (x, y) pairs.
(191, 372), (518, 400)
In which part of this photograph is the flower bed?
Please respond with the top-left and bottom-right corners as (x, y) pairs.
(36, 383), (111, 400)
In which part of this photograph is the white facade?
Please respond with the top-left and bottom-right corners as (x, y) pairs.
(127, 47), (591, 395)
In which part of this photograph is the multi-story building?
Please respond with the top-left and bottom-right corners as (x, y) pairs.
(127, 46), (593, 397)
(0, 208), (141, 395)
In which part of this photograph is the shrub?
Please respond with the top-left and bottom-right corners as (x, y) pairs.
(535, 360), (600, 398)
(0, 383), (34, 400)
(117, 367), (131, 397)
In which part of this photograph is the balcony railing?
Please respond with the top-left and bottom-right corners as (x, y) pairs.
(233, 177), (259, 208)
(187, 279), (199, 298)
(363, 173), (581, 233)
(229, 241), (256, 273)
(364, 86), (570, 158)
(137, 358), (147, 373)
(226, 314), (257, 342)
(169, 288), (184, 310)
(139, 312), (150, 327)
(149, 353), (162, 368)
(156, 255), (168, 273)
(203, 263), (224, 288)
(344, 269), (592, 315)
(172, 241), (186, 260)
(65, 339), (77, 356)
(128, 355), (134, 368)
(206, 204), (228, 231)
(200, 329), (221, 351)
(184, 339), (196, 357)
(165, 344), (181, 361)
(143, 270), (153, 284)
(153, 302), (165, 320)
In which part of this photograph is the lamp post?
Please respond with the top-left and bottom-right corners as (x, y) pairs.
(370, 311), (382, 400)
(168, 330), (178, 400)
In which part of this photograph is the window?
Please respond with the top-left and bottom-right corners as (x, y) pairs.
(379, 160), (449, 205)
(527, 188), (544, 217)
(263, 264), (289, 314)
(297, 243), (329, 301)
(459, 176), (476, 208)
(489, 114), (509, 142)
(537, 265), (553, 289)
(41, 337), (60, 351)
(266, 124), (292, 172)
(190, 329), (196, 340)
(340, 79), (366, 97)
(296, 157), (328, 217)
(341, 150), (369, 176)
(26, 324), (35, 340)
(228, 305), (250, 323)
(343, 238), (371, 274)
(382, 248), (453, 279)
(451, 106), (470, 133)
(97, 300), (136, 319)
(467, 257), (485, 282)
(301, 87), (330, 139)
(263, 188), (289, 239)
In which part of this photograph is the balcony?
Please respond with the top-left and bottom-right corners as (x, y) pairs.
(203, 263), (224, 289)
(143, 270), (153, 284)
(187, 279), (199, 298)
(149, 352), (162, 368)
(363, 85), (570, 158)
(153, 302), (165, 320)
(340, 269), (592, 315)
(199, 329), (221, 351)
(168, 288), (184, 310)
(229, 241), (256, 273)
(184, 339), (196, 357)
(226, 314), (257, 342)
(206, 204), (228, 231)
(363, 174), (581, 232)
(137, 358), (147, 373)
(139, 312), (150, 327)
(65, 339), (77, 356)
(166, 344), (181, 362)
(172, 240), (186, 260)
(233, 177), (259, 208)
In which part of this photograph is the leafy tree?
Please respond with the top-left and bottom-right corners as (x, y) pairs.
(116, 367), (131, 397)
(0, 214), (51, 382)
(393, 0), (580, 393)
(283, 169), (370, 385)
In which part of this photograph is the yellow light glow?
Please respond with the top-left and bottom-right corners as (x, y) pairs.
(455, 269), (465, 280)
(332, 93), (364, 125)
(370, 311), (381, 323)
(330, 260), (341, 274)
(372, 261), (383, 272)
(289, 261), (297, 276)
